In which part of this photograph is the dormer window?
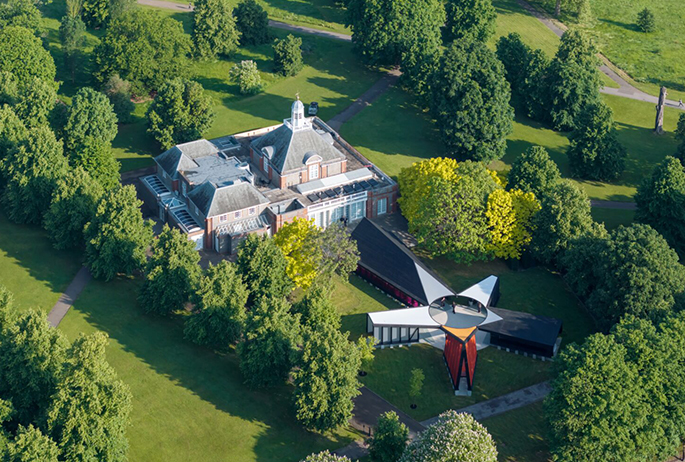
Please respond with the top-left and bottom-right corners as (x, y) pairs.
(309, 163), (319, 180)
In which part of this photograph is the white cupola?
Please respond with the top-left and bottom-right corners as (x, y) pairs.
(285, 94), (310, 132)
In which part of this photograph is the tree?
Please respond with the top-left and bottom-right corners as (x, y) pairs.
(0, 126), (68, 225)
(507, 146), (561, 196)
(635, 157), (685, 258)
(13, 76), (58, 128)
(233, 0), (269, 46)
(675, 113), (685, 162)
(235, 234), (293, 306)
(139, 225), (201, 316)
(192, 0), (240, 59)
(546, 29), (602, 131)
(93, 10), (191, 95)
(486, 189), (540, 260)
(300, 451), (351, 462)
(82, 0), (109, 27)
(0, 27), (56, 85)
(274, 218), (322, 290)
(293, 326), (361, 432)
(545, 333), (648, 462)
(4, 425), (60, 462)
(44, 167), (104, 250)
(568, 102), (626, 181)
(229, 60), (263, 95)
(317, 222), (360, 280)
(562, 224), (685, 329)
(368, 411), (408, 462)
(63, 87), (118, 154)
(184, 261), (248, 348)
(397, 157), (460, 225)
(273, 34), (303, 77)
(636, 8), (655, 33)
(0, 0), (41, 32)
(0, 106), (28, 164)
(83, 185), (154, 281)
(399, 410), (497, 462)
(408, 368), (424, 406)
(238, 297), (300, 388)
(443, 0), (496, 43)
(46, 332), (132, 462)
(291, 283), (341, 330)
(102, 75), (135, 124)
(59, 14), (86, 82)
(429, 39), (513, 163)
(146, 78), (214, 150)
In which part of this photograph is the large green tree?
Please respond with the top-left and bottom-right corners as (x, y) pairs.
(399, 410), (497, 462)
(0, 0), (41, 32)
(0, 126), (68, 225)
(507, 146), (561, 197)
(192, 0), (240, 59)
(635, 156), (685, 258)
(273, 34), (303, 77)
(236, 235), (293, 306)
(0, 26), (56, 85)
(429, 39), (513, 163)
(0, 72), (58, 129)
(368, 411), (409, 462)
(184, 261), (248, 348)
(4, 425), (60, 462)
(102, 75), (135, 124)
(93, 10), (191, 95)
(293, 325), (361, 432)
(238, 297), (300, 388)
(43, 167), (104, 250)
(233, 0), (269, 46)
(83, 185), (154, 281)
(46, 332), (132, 462)
(291, 283), (341, 331)
(567, 102), (626, 181)
(0, 106), (28, 164)
(317, 222), (360, 280)
(82, 0), (109, 27)
(443, 0), (496, 43)
(146, 78), (214, 149)
(139, 225), (201, 316)
(674, 113), (685, 162)
(59, 13), (86, 81)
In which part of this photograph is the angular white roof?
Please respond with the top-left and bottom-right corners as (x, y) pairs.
(416, 265), (454, 306)
(367, 307), (441, 328)
(457, 275), (498, 308)
(480, 307), (503, 326)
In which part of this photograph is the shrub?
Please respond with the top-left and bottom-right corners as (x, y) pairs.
(636, 8), (655, 33)
(229, 60), (263, 95)
(273, 34), (303, 77)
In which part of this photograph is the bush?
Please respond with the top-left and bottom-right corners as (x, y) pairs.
(273, 34), (303, 77)
(230, 60), (263, 95)
(368, 411), (408, 462)
(636, 8), (655, 33)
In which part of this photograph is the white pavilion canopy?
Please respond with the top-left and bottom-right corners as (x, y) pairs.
(456, 275), (499, 308)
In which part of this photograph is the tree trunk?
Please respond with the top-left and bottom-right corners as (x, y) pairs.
(555, 0), (561, 16)
(655, 86), (667, 135)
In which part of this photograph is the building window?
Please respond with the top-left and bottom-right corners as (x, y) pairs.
(235, 210), (242, 219)
(377, 198), (387, 215)
(264, 160), (270, 176)
(249, 207), (256, 216)
(309, 164), (319, 180)
(219, 214), (227, 223)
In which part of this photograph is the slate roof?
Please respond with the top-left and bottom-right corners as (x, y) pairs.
(155, 140), (220, 179)
(478, 307), (563, 349)
(187, 181), (269, 218)
(351, 218), (454, 306)
(250, 123), (345, 174)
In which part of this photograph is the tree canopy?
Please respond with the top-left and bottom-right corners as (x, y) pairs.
(368, 411), (409, 462)
(0, 26), (56, 85)
(93, 10), (191, 95)
(233, 0), (269, 46)
(236, 234), (293, 306)
(317, 222), (360, 280)
(0, 0), (41, 32)
(507, 145), (561, 196)
(273, 34), (304, 77)
(429, 39), (513, 163)
(192, 0), (240, 59)
(102, 75), (135, 124)
(443, 0), (496, 43)
(229, 60), (263, 95)
(674, 113), (685, 162)
(274, 218), (322, 290)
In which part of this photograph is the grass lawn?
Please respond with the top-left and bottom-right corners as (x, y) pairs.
(484, 401), (552, 462)
(591, 207), (636, 230)
(0, 214), (81, 314)
(57, 278), (356, 462)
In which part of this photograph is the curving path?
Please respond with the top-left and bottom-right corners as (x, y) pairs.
(47, 266), (92, 327)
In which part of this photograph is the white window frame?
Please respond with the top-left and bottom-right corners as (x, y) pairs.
(235, 210), (242, 219)
(219, 214), (227, 223)
(309, 164), (319, 180)
(377, 198), (387, 215)
(249, 207), (256, 216)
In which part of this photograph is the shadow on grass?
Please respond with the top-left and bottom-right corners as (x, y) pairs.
(598, 17), (641, 33)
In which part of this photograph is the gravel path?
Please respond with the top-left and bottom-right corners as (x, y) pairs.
(47, 266), (92, 327)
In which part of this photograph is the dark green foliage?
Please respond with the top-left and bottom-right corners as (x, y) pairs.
(102, 75), (135, 124)
(0, 27), (56, 85)
(63, 87), (118, 154)
(443, 0), (496, 43)
(293, 325), (361, 432)
(84, 185), (154, 281)
(82, 0), (109, 27)
(139, 225), (201, 316)
(636, 7), (655, 33)
(317, 222), (360, 280)
(46, 332), (132, 462)
(507, 146), (561, 197)
(238, 297), (300, 388)
(69, 140), (121, 190)
(193, 0), (240, 58)
(0, 126), (68, 225)
(93, 10), (191, 95)
(233, 0), (269, 46)
(43, 167), (104, 250)
(184, 261), (248, 348)
(291, 283), (341, 330)
(5, 425), (59, 462)
(562, 224), (685, 329)
(567, 102), (626, 181)
(273, 35), (303, 77)
(530, 180), (597, 265)
(368, 411), (409, 462)
(1, 74), (59, 128)
(0, 0), (41, 32)
(0, 106), (28, 164)
(59, 15), (86, 82)
(347, 0), (444, 67)
(635, 156), (685, 258)
(674, 113), (685, 162)
(429, 40), (513, 163)
(146, 78), (214, 149)
(236, 235), (293, 306)
(546, 29), (602, 131)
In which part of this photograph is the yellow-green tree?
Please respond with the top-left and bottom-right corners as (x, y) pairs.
(397, 157), (459, 223)
(486, 189), (540, 259)
(274, 217), (322, 290)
